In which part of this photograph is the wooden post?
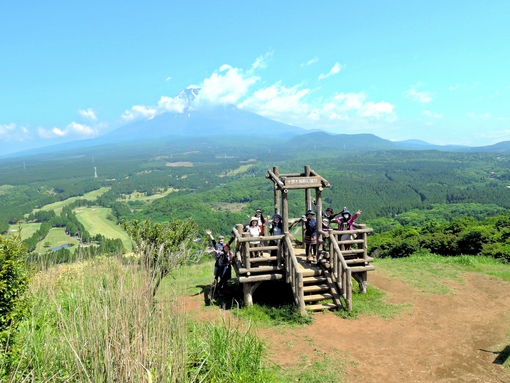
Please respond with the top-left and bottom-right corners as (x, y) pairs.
(273, 166), (280, 215)
(242, 232), (251, 269)
(243, 281), (262, 307)
(316, 187), (322, 255)
(282, 189), (289, 234)
(304, 165), (311, 210)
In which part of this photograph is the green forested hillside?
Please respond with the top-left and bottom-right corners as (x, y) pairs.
(2, 138), (510, 257)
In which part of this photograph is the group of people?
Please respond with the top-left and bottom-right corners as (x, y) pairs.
(206, 206), (361, 294)
(244, 209), (283, 257)
(302, 207), (362, 264)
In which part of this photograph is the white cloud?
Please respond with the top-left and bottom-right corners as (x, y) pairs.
(122, 105), (158, 122)
(301, 57), (319, 67)
(239, 83), (310, 121)
(404, 84), (432, 103)
(117, 59), (395, 135)
(0, 123), (31, 141)
(448, 84), (459, 90)
(423, 110), (443, 119)
(78, 108), (98, 121)
(318, 62), (342, 80)
(467, 112), (491, 119)
(38, 122), (98, 139)
(194, 65), (259, 107)
(250, 52), (273, 72)
(166, 76), (172, 81)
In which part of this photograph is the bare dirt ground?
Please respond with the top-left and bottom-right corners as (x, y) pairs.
(185, 271), (510, 382)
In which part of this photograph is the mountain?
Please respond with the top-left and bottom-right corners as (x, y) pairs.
(99, 88), (306, 142)
(285, 132), (398, 151)
(468, 141), (510, 153)
(393, 139), (469, 151)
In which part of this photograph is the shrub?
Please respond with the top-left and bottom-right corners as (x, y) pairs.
(0, 232), (30, 363)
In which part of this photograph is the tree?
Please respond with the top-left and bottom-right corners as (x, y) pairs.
(0, 232), (30, 357)
(122, 218), (199, 298)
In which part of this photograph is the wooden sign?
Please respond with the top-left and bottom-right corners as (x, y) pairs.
(282, 176), (322, 189)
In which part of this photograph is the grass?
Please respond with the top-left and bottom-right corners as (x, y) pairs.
(74, 206), (132, 249)
(8, 223), (41, 240)
(226, 164), (254, 176)
(277, 349), (352, 383)
(34, 228), (80, 254)
(4, 257), (277, 383)
(335, 285), (411, 320)
(119, 188), (176, 203)
(31, 186), (110, 215)
(234, 304), (313, 326)
(374, 252), (510, 294)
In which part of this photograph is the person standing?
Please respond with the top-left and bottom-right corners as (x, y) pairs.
(206, 229), (234, 288)
(245, 217), (262, 257)
(303, 210), (317, 264)
(268, 213), (283, 257)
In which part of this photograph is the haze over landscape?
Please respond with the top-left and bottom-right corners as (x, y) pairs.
(1, 1), (509, 156)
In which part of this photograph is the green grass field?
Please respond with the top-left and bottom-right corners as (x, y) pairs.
(32, 187), (110, 215)
(35, 228), (80, 254)
(118, 188), (175, 203)
(74, 207), (131, 249)
(0, 184), (15, 192)
(8, 222), (41, 240)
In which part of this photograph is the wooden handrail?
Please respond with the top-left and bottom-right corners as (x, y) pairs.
(284, 235), (305, 315)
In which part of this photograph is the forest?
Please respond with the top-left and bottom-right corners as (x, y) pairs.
(1, 136), (510, 261)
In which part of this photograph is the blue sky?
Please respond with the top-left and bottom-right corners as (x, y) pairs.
(1, 1), (509, 155)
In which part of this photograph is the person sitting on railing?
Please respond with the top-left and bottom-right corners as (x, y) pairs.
(303, 210), (318, 264)
(245, 217), (262, 257)
(206, 229), (234, 289)
(333, 208), (362, 250)
(268, 213), (283, 257)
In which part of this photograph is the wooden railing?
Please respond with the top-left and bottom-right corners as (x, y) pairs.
(231, 225), (285, 275)
(319, 226), (374, 311)
(283, 235), (305, 315)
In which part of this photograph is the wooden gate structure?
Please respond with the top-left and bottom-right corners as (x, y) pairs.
(231, 165), (374, 314)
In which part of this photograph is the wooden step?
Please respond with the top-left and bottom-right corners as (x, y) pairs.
(303, 293), (333, 303)
(349, 265), (375, 272)
(302, 269), (323, 278)
(249, 256), (277, 263)
(303, 284), (330, 293)
(302, 276), (327, 284)
(306, 303), (338, 312)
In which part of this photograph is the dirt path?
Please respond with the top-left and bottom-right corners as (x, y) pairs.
(185, 271), (510, 382)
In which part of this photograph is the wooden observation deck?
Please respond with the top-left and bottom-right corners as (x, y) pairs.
(231, 166), (374, 314)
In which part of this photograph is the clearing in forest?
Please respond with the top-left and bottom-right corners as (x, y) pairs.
(74, 207), (131, 249)
(31, 187), (110, 215)
(35, 228), (80, 254)
(118, 188), (176, 203)
(166, 161), (193, 167)
(8, 222), (41, 240)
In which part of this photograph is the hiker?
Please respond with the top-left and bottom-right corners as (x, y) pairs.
(249, 209), (267, 234)
(206, 229), (234, 287)
(322, 207), (341, 232)
(302, 209), (317, 264)
(245, 216), (262, 257)
(333, 208), (361, 250)
(268, 213), (283, 257)
(216, 243), (234, 295)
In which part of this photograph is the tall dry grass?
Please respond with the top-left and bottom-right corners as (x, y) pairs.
(9, 258), (188, 382)
(6, 257), (273, 382)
